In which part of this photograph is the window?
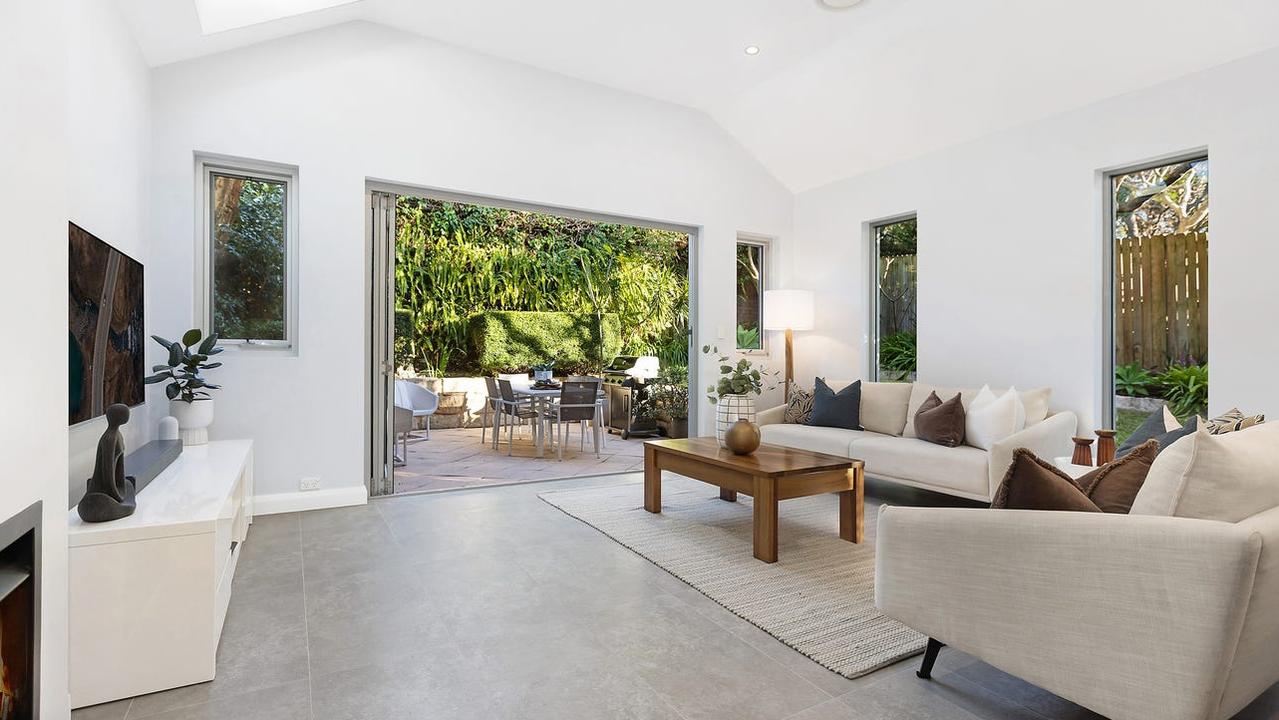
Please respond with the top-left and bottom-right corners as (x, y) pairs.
(735, 240), (766, 350)
(870, 216), (917, 382)
(198, 158), (298, 347)
(1108, 156), (1208, 439)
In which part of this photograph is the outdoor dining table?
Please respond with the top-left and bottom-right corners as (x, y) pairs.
(508, 383), (605, 458)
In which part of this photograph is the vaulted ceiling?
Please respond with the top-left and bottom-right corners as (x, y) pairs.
(116, 0), (1279, 191)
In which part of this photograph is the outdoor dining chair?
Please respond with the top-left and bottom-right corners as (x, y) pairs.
(496, 378), (541, 455)
(543, 380), (603, 461)
(481, 376), (501, 445)
(394, 379), (438, 439)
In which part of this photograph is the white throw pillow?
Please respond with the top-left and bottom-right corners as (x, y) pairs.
(1129, 423), (1279, 522)
(964, 385), (1026, 450)
(1019, 387), (1052, 426)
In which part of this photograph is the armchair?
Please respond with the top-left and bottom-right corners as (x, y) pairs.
(875, 504), (1279, 720)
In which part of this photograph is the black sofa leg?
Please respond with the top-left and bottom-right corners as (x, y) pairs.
(916, 638), (945, 679)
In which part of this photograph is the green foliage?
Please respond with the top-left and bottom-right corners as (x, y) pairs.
(877, 217), (917, 257)
(469, 311), (622, 375)
(212, 178), (286, 340)
(1159, 363), (1209, 418)
(702, 345), (778, 404)
(1114, 363), (1157, 397)
(878, 332), (916, 381)
(395, 198), (689, 374)
(144, 329), (224, 402)
(735, 324), (760, 350)
(651, 365), (690, 421)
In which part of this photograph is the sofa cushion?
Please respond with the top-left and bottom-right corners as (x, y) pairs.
(1117, 414), (1199, 460)
(1205, 408), (1265, 435)
(1130, 423), (1279, 522)
(860, 381), (914, 436)
(965, 386), (1026, 451)
(783, 386), (815, 424)
(1019, 387), (1053, 426)
(852, 435), (990, 497)
(913, 391), (966, 447)
(991, 449), (1102, 512)
(1074, 440), (1160, 513)
(903, 384), (979, 438)
(809, 378), (862, 430)
(759, 423), (869, 458)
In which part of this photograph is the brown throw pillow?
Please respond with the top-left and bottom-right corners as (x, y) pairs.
(991, 449), (1102, 512)
(1074, 440), (1159, 513)
(913, 391), (965, 447)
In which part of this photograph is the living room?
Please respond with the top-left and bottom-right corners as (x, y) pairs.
(4, 1), (1279, 719)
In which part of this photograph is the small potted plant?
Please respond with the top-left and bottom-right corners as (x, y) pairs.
(531, 360), (555, 383)
(653, 367), (690, 439)
(703, 345), (778, 447)
(145, 329), (224, 445)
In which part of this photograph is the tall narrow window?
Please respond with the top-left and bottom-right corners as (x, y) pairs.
(1110, 157), (1208, 439)
(200, 160), (297, 346)
(871, 217), (917, 381)
(736, 240), (766, 351)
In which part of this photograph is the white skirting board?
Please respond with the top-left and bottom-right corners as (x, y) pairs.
(254, 485), (368, 515)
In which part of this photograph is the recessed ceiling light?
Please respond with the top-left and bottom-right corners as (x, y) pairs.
(818, 0), (865, 8)
(744, 45), (761, 56)
(194, 0), (363, 35)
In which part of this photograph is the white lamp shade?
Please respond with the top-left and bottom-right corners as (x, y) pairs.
(763, 290), (814, 331)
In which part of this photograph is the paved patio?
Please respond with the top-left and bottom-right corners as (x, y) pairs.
(394, 425), (649, 494)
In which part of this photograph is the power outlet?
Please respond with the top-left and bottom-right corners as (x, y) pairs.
(299, 476), (322, 491)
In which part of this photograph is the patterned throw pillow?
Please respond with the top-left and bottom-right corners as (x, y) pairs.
(1205, 408), (1265, 435)
(784, 387), (815, 424)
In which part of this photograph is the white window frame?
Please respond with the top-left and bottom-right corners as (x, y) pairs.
(196, 155), (299, 351)
(735, 236), (770, 354)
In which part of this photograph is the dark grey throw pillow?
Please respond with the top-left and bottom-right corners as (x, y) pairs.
(808, 378), (862, 430)
(1116, 413), (1199, 459)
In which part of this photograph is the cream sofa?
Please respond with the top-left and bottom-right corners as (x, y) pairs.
(875, 423), (1279, 720)
(757, 380), (1077, 503)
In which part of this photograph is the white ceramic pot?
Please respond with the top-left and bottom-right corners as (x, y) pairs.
(715, 394), (756, 448)
(170, 397), (214, 446)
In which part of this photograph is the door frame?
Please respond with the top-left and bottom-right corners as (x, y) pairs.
(365, 180), (701, 497)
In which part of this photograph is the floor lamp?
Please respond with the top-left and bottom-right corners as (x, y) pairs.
(763, 290), (814, 402)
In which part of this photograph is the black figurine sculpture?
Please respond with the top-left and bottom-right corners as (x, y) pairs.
(77, 403), (138, 522)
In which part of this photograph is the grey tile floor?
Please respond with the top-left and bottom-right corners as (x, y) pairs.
(73, 474), (1279, 720)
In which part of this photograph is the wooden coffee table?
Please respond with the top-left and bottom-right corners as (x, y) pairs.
(643, 437), (864, 563)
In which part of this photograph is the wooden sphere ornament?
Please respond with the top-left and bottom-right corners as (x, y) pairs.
(725, 419), (762, 455)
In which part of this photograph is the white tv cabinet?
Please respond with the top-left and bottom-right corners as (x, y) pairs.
(68, 439), (254, 708)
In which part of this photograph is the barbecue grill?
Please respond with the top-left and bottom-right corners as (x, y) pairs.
(602, 355), (661, 439)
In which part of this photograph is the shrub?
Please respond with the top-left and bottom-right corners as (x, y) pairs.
(1114, 363), (1157, 397)
(878, 332), (917, 381)
(1159, 362), (1209, 418)
(469, 311), (622, 374)
(736, 324), (760, 350)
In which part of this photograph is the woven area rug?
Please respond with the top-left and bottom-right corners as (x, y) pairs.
(539, 478), (926, 678)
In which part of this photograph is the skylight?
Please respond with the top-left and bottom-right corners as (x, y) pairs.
(194, 0), (362, 35)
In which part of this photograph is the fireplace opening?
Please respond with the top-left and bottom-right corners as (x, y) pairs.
(0, 504), (39, 720)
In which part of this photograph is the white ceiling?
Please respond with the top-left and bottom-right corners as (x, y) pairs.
(116, 0), (1279, 191)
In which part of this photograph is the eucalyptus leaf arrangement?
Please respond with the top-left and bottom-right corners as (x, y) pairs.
(144, 329), (225, 402)
(530, 360), (556, 373)
(702, 345), (778, 405)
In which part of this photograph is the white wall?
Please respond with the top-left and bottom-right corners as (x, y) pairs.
(148, 22), (792, 502)
(0, 0), (71, 715)
(790, 47), (1279, 429)
(67, 0), (153, 507)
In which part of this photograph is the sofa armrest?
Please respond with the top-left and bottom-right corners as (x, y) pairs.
(988, 410), (1077, 498)
(756, 404), (786, 426)
(875, 506), (1262, 720)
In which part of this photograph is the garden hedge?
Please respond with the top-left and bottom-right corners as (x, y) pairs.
(468, 311), (622, 374)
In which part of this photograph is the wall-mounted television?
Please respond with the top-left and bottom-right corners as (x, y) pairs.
(68, 222), (144, 425)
